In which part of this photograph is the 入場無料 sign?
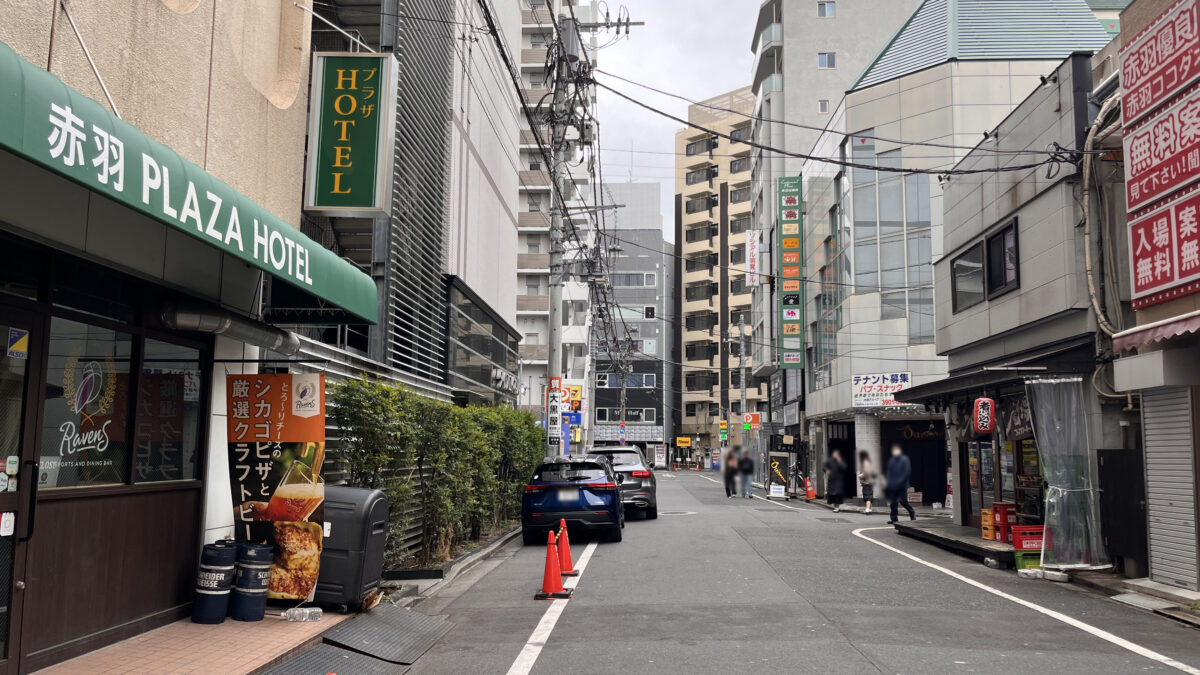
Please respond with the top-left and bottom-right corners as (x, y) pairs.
(305, 53), (397, 217)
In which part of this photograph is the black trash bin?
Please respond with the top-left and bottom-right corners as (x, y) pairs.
(316, 485), (388, 611)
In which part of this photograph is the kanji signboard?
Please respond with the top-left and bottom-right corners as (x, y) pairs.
(777, 176), (804, 369)
(1128, 186), (1200, 304)
(852, 373), (913, 408)
(1119, 0), (1200, 127)
(1124, 84), (1200, 212)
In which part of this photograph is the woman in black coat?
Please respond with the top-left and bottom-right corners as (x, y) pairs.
(824, 449), (847, 513)
(723, 449), (740, 498)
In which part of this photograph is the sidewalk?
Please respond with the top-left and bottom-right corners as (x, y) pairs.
(36, 613), (351, 675)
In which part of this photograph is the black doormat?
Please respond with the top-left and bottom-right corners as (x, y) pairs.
(322, 604), (453, 665)
(261, 643), (407, 675)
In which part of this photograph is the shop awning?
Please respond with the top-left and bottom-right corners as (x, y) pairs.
(0, 40), (377, 324)
(895, 338), (1095, 404)
(1112, 309), (1200, 353)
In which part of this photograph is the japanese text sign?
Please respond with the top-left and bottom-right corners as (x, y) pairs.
(225, 373), (327, 600)
(777, 176), (804, 369)
(746, 230), (760, 286)
(973, 397), (996, 435)
(1120, 0), (1200, 127)
(1128, 186), (1200, 304)
(1124, 84), (1200, 212)
(305, 53), (397, 216)
(852, 372), (913, 407)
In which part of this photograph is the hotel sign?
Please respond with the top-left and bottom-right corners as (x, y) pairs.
(777, 177), (804, 369)
(305, 53), (397, 217)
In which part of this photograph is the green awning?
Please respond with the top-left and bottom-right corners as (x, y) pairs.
(0, 39), (378, 324)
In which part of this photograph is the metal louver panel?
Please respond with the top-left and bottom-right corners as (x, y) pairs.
(1142, 387), (1199, 591)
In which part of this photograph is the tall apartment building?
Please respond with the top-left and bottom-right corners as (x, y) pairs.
(798, 0), (1111, 501)
(673, 87), (762, 460)
(589, 183), (673, 452)
(747, 0), (921, 423)
(515, 0), (599, 425)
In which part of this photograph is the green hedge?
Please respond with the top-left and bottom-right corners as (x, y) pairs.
(329, 378), (544, 567)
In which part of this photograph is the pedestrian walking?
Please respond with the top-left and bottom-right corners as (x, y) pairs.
(738, 449), (755, 498)
(723, 449), (740, 498)
(857, 453), (876, 515)
(824, 449), (846, 512)
(886, 444), (917, 523)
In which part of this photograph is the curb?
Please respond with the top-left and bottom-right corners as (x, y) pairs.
(409, 525), (523, 601)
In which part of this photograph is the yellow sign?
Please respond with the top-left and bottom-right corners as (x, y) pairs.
(569, 385), (582, 401)
(719, 420), (728, 430)
(675, 436), (692, 447)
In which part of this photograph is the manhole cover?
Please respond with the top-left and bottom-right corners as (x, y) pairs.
(817, 517), (852, 523)
(660, 511), (695, 516)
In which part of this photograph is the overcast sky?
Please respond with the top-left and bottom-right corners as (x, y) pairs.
(594, 0), (760, 243)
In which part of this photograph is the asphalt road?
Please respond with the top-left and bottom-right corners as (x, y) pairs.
(407, 471), (1200, 675)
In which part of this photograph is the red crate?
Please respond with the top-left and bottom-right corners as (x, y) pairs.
(1011, 525), (1043, 551)
(993, 502), (1017, 525)
(993, 524), (1011, 544)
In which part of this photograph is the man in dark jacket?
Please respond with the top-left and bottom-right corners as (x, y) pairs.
(823, 449), (846, 512)
(738, 450), (755, 498)
(886, 443), (917, 523)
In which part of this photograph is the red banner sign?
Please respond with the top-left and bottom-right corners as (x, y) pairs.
(1125, 84), (1200, 212)
(973, 398), (996, 435)
(1128, 186), (1200, 305)
(1120, 0), (1200, 127)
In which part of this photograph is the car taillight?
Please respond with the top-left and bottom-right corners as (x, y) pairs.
(590, 482), (617, 490)
(524, 485), (546, 493)
(631, 470), (651, 478)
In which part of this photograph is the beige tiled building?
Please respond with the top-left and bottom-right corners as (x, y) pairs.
(673, 87), (764, 458)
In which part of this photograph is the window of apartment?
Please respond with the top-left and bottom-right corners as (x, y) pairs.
(709, 403), (720, 418)
(528, 160), (542, 171)
(612, 272), (653, 287)
(817, 1), (836, 17)
(531, 33), (548, 48)
(730, 157), (750, 174)
(730, 275), (747, 295)
(730, 216), (751, 234)
(910, 287), (934, 344)
(525, 280), (540, 295)
(596, 372), (608, 388)
(596, 408), (608, 422)
(986, 221), (1019, 297)
(882, 291), (906, 320)
(729, 247), (746, 265)
(818, 52), (837, 69)
(818, 99), (830, 114)
(730, 126), (752, 143)
(952, 242), (985, 312)
(686, 136), (717, 156)
(685, 195), (717, 214)
(527, 194), (542, 211)
(685, 403), (698, 418)
(644, 373), (656, 387)
(644, 408), (656, 422)
(524, 332), (539, 345)
(526, 240), (541, 254)
(730, 187), (751, 203)
(685, 166), (716, 185)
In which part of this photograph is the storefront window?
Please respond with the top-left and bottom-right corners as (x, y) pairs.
(135, 340), (202, 482)
(1000, 441), (1016, 503)
(39, 318), (133, 488)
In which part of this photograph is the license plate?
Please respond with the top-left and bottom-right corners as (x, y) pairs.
(557, 488), (578, 502)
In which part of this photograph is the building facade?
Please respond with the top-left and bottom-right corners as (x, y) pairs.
(799, 0), (1111, 501)
(673, 88), (762, 463)
(589, 182), (672, 453)
(0, 3), (378, 669)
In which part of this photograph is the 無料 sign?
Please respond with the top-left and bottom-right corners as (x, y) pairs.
(305, 53), (397, 217)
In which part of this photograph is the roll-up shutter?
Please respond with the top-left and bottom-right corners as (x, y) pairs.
(1142, 387), (1199, 591)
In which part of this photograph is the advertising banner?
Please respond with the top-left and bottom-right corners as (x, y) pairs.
(227, 373), (326, 600)
(746, 230), (761, 286)
(777, 177), (804, 369)
(1119, 0), (1200, 127)
(852, 372), (914, 407)
(305, 53), (397, 216)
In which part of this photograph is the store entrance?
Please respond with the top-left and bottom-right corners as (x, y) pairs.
(0, 307), (42, 674)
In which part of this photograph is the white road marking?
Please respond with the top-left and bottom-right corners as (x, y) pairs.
(505, 540), (599, 675)
(853, 527), (1200, 675)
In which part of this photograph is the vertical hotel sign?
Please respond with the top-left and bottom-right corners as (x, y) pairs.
(777, 177), (804, 369)
(227, 374), (327, 600)
(304, 53), (397, 217)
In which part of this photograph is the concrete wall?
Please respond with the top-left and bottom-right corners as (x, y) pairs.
(0, 0), (313, 227)
(446, 0), (521, 326)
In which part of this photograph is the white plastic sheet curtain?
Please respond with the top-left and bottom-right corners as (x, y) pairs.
(1024, 377), (1110, 570)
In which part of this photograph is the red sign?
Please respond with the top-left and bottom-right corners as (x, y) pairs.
(973, 398), (996, 435)
(1128, 186), (1200, 305)
(1120, 0), (1200, 127)
(1125, 84), (1200, 212)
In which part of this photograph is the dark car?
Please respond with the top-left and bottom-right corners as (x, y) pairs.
(522, 455), (625, 544)
(591, 447), (657, 519)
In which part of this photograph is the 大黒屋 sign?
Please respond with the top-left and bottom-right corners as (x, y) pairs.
(777, 177), (804, 369)
(304, 53), (398, 217)
(226, 374), (327, 601)
(852, 372), (913, 407)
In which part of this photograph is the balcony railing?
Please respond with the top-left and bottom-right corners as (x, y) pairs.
(758, 73), (783, 97)
(521, 9), (551, 25)
(518, 211), (551, 229)
(516, 295), (549, 311)
(521, 47), (548, 65)
(517, 253), (550, 270)
(519, 170), (551, 187)
(519, 344), (549, 361)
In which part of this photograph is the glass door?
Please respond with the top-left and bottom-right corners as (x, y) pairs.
(0, 308), (40, 674)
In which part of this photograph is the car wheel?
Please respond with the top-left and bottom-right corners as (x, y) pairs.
(607, 522), (623, 542)
(522, 528), (542, 546)
(646, 504), (658, 519)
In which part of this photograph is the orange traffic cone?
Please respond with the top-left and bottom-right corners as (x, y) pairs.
(557, 520), (578, 576)
(805, 477), (817, 501)
(534, 531), (573, 600)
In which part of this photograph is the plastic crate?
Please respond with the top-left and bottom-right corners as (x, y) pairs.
(1014, 551), (1042, 570)
(993, 525), (1011, 544)
(1011, 525), (1044, 552)
(980, 508), (994, 527)
(981, 524), (995, 540)
(993, 502), (1016, 525)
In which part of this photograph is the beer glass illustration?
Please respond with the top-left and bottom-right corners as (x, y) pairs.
(265, 460), (325, 521)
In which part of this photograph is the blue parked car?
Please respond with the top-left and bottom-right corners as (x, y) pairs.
(522, 455), (625, 544)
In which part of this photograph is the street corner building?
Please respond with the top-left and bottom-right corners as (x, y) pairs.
(0, 4), (379, 670)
